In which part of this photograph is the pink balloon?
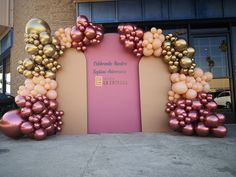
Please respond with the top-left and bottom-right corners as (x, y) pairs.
(71, 26), (84, 42)
(169, 119), (180, 130)
(84, 26), (96, 39)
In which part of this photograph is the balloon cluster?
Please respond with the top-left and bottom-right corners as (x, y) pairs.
(162, 34), (196, 75)
(168, 68), (213, 102)
(17, 76), (57, 100)
(17, 18), (64, 79)
(166, 92), (227, 137)
(71, 15), (104, 52)
(55, 27), (72, 48)
(15, 95), (63, 140)
(117, 24), (144, 57)
(142, 27), (165, 57)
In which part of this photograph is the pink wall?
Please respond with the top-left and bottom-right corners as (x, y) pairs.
(85, 33), (141, 133)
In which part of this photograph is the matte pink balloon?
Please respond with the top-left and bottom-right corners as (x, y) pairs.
(0, 110), (24, 139)
(195, 122), (209, 136)
(211, 126), (227, 138)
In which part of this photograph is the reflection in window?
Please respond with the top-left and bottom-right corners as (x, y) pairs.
(163, 28), (188, 40)
(193, 35), (231, 110)
(0, 62), (2, 93)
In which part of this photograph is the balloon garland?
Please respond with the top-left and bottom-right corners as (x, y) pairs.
(0, 15), (227, 140)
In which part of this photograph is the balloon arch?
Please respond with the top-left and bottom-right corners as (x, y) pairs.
(0, 16), (227, 140)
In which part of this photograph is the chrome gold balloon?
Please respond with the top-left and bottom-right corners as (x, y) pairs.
(25, 18), (51, 34)
(180, 56), (192, 69)
(34, 55), (43, 64)
(39, 32), (51, 45)
(23, 70), (33, 78)
(23, 58), (34, 70)
(186, 47), (195, 58)
(17, 65), (24, 74)
(43, 44), (55, 57)
(45, 71), (56, 79)
(25, 44), (38, 55)
(174, 39), (187, 52)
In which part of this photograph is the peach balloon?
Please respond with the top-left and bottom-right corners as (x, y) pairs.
(194, 68), (204, 78)
(50, 80), (57, 90)
(172, 81), (188, 94)
(159, 34), (165, 42)
(46, 90), (57, 99)
(143, 48), (153, 57)
(152, 39), (162, 49)
(185, 89), (197, 99)
(204, 72), (213, 81)
(153, 48), (162, 57)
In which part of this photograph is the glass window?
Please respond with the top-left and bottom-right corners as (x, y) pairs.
(163, 28), (188, 40)
(192, 35), (232, 110)
(0, 61), (3, 93)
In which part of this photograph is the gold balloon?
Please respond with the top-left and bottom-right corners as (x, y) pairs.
(25, 44), (38, 55)
(169, 65), (179, 73)
(180, 56), (192, 69)
(25, 18), (51, 34)
(23, 70), (33, 78)
(34, 66), (40, 72)
(17, 65), (24, 74)
(46, 63), (53, 69)
(174, 39), (187, 52)
(40, 71), (46, 76)
(39, 32), (51, 45)
(43, 44), (55, 57)
(33, 40), (40, 46)
(162, 41), (171, 49)
(51, 67), (57, 73)
(23, 58), (34, 70)
(18, 60), (23, 65)
(45, 71), (56, 79)
(56, 64), (62, 70)
(186, 47), (195, 58)
(34, 55), (43, 64)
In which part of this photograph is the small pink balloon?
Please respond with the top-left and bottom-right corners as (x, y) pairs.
(71, 26), (84, 42)
(195, 122), (209, 136)
(34, 129), (47, 140)
(20, 121), (34, 135)
(211, 126), (227, 138)
(182, 124), (194, 136)
(15, 95), (26, 107)
(205, 115), (219, 128)
(84, 26), (96, 39)
(169, 119), (180, 130)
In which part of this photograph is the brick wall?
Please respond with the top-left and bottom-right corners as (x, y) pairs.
(10, 0), (76, 96)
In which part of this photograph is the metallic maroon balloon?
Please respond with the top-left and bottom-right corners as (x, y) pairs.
(20, 107), (32, 118)
(205, 101), (217, 111)
(205, 115), (219, 128)
(49, 100), (58, 110)
(25, 101), (32, 108)
(124, 24), (134, 34)
(192, 100), (202, 110)
(135, 28), (144, 38)
(15, 95), (26, 107)
(175, 108), (185, 116)
(179, 121), (186, 127)
(20, 121), (34, 135)
(188, 111), (198, 122)
(216, 113), (225, 123)
(45, 125), (55, 136)
(34, 123), (40, 129)
(76, 15), (89, 27)
(195, 122), (209, 136)
(84, 26), (96, 39)
(32, 101), (45, 114)
(124, 40), (135, 50)
(169, 111), (176, 118)
(83, 37), (90, 45)
(59, 111), (64, 116)
(71, 26), (84, 42)
(0, 110), (24, 139)
(41, 117), (51, 128)
(169, 119), (179, 130)
(34, 129), (47, 140)
(185, 99), (192, 106)
(176, 99), (185, 107)
(211, 126), (227, 138)
(182, 124), (194, 136)
(57, 126), (62, 132)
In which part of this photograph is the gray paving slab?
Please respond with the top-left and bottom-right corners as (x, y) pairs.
(0, 125), (236, 177)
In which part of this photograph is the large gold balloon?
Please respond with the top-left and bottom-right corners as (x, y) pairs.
(25, 18), (51, 34)
(174, 39), (187, 52)
(23, 70), (33, 78)
(180, 56), (192, 69)
(45, 71), (56, 79)
(39, 32), (51, 45)
(34, 55), (43, 64)
(186, 47), (195, 58)
(43, 44), (56, 57)
(25, 44), (38, 55)
(23, 58), (34, 70)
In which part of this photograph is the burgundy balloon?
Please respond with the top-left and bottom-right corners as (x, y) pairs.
(20, 107), (32, 118)
(32, 101), (45, 114)
(15, 95), (26, 107)
(41, 117), (51, 128)
(49, 100), (58, 110)
(169, 118), (180, 130)
(211, 126), (227, 138)
(205, 101), (217, 111)
(76, 15), (89, 27)
(34, 129), (47, 140)
(0, 110), (24, 139)
(205, 115), (219, 128)
(71, 26), (84, 42)
(84, 26), (96, 39)
(20, 121), (34, 135)
(195, 122), (209, 136)
(45, 125), (55, 136)
(216, 113), (225, 123)
(182, 124), (194, 135)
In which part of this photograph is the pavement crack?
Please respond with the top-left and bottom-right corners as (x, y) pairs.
(80, 141), (100, 177)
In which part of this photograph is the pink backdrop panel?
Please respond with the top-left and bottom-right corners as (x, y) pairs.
(85, 33), (141, 133)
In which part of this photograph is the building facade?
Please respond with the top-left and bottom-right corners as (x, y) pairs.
(0, 0), (236, 123)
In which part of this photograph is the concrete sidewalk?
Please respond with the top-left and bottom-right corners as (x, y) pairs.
(0, 125), (236, 177)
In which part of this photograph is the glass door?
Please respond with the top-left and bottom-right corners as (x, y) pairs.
(191, 34), (235, 123)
